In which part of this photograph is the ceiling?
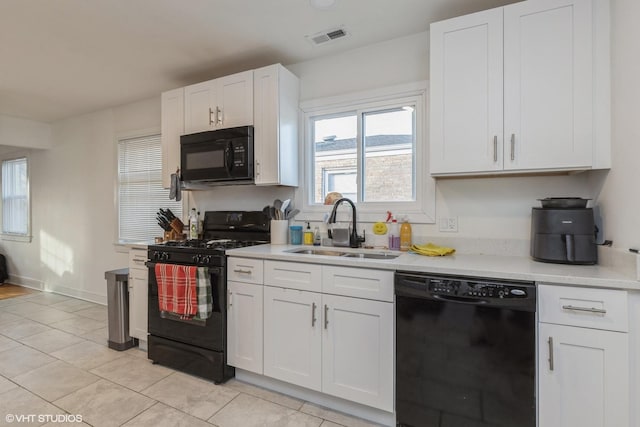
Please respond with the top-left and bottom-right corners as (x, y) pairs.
(0, 0), (518, 123)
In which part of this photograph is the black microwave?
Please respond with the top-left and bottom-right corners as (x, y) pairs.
(180, 126), (253, 184)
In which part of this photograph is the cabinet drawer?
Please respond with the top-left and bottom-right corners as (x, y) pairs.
(264, 261), (322, 292)
(129, 249), (147, 271)
(228, 258), (263, 284)
(538, 284), (628, 332)
(322, 266), (394, 302)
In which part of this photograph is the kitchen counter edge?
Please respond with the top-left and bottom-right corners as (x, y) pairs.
(226, 244), (640, 291)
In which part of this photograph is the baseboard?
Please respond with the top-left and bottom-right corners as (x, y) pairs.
(8, 274), (44, 291)
(235, 369), (395, 426)
(45, 284), (107, 305)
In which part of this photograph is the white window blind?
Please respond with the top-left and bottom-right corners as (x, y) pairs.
(2, 157), (29, 235)
(118, 134), (182, 242)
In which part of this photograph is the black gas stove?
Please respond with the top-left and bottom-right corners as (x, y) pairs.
(146, 210), (269, 384)
(148, 210), (270, 266)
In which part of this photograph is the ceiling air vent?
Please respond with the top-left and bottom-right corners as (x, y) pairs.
(306, 27), (350, 46)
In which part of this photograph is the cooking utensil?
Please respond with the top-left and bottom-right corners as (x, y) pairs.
(269, 206), (277, 220)
(281, 199), (291, 214)
(538, 197), (590, 208)
(273, 199), (282, 212)
(285, 209), (299, 220)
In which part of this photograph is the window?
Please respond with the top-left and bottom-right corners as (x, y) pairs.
(118, 134), (182, 243)
(301, 83), (435, 223)
(1, 156), (30, 239)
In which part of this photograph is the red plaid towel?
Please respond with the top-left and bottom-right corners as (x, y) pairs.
(155, 264), (197, 317)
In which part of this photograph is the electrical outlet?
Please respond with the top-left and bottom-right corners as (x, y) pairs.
(439, 216), (458, 232)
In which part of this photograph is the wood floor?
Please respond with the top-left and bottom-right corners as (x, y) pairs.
(0, 283), (36, 300)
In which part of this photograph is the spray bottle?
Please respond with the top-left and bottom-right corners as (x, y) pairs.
(387, 211), (400, 250)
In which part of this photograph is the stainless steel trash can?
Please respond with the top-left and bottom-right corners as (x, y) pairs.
(105, 268), (136, 351)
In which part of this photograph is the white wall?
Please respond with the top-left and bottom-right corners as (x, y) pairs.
(1, 97), (160, 303)
(595, 0), (640, 251)
(0, 115), (52, 150)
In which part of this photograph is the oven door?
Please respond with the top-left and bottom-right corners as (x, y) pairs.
(147, 262), (226, 351)
(180, 126), (253, 183)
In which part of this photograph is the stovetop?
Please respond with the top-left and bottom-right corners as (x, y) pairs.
(160, 239), (268, 251)
(148, 210), (270, 267)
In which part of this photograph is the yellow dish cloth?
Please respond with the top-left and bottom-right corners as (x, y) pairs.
(410, 243), (456, 257)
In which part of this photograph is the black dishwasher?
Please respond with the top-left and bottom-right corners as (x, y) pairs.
(395, 272), (536, 427)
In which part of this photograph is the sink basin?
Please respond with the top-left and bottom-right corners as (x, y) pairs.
(341, 252), (399, 260)
(287, 248), (347, 257)
(286, 248), (399, 260)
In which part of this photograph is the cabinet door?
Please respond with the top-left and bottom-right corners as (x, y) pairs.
(504, 0), (593, 170)
(430, 7), (504, 174)
(253, 64), (299, 186)
(128, 268), (148, 340)
(538, 323), (629, 427)
(184, 80), (217, 133)
(253, 65), (280, 185)
(161, 88), (184, 189)
(263, 286), (322, 391)
(322, 294), (394, 411)
(217, 70), (253, 129)
(227, 281), (263, 374)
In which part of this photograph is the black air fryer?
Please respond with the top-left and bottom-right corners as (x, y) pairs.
(531, 205), (597, 265)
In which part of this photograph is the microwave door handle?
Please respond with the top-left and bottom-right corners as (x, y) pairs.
(224, 141), (233, 175)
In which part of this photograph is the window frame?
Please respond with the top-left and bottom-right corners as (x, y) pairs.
(0, 152), (31, 243)
(298, 81), (435, 224)
(114, 128), (184, 247)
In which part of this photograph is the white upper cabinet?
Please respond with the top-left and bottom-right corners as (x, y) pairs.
(430, 8), (504, 174)
(253, 64), (300, 186)
(184, 70), (253, 134)
(430, 0), (610, 176)
(160, 88), (184, 189)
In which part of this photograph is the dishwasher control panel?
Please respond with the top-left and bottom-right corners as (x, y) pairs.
(428, 278), (530, 299)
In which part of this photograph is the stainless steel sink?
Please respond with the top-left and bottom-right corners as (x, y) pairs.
(286, 248), (399, 260)
(287, 248), (347, 257)
(340, 252), (399, 260)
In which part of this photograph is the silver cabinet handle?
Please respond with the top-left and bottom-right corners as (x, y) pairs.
(548, 337), (554, 371)
(228, 291), (232, 309)
(562, 305), (607, 314)
(233, 269), (252, 274)
(311, 302), (317, 327)
(324, 304), (329, 329)
(493, 136), (498, 162)
(510, 134), (515, 161)
(217, 106), (223, 125)
(209, 107), (215, 126)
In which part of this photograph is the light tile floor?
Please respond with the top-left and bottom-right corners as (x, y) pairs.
(0, 290), (382, 427)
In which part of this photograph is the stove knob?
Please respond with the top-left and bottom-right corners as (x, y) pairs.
(202, 256), (211, 264)
(161, 252), (170, 261)
(192, 254), (201, 263)
(153, 251), (160, 260)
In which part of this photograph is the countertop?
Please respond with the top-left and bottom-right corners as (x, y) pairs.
(226, 244), (640, 291)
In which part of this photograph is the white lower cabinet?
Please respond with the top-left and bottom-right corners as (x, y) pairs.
(538, 284), (629, 427)
(322, 293), (394, 412)
(263, 286), (322, 390)
(227, 280), (263, 374)
(538, 323), (629, 427)
(262, 285), (394, 411)
(128, 248), (148, 341)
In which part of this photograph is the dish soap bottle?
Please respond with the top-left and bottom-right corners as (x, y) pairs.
(189, 208), (198, 240)
(304, 222), (314, 245)
(400, 216), (412, 252)
(388, 216), (400, 250)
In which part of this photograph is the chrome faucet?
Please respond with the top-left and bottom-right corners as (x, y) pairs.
(327, 198), (365, 248)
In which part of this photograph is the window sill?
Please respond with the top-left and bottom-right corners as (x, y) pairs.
(1, 234), (32, 243)
(296, 209), (435, 225)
